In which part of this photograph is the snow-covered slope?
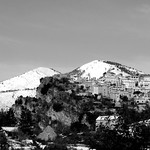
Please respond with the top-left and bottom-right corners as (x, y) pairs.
(0, 67), (60, 91)
(0, 67), (60, 109)
(68, 60), (144, 80)
(0, 89), (36, 110)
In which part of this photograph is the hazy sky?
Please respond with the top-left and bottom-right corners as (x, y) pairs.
(0, 0), (150, 80)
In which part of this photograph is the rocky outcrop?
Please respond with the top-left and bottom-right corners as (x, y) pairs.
(13, 76), (81, 140)
(37, 126), (57, 141)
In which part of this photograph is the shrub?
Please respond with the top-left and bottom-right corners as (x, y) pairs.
(53, 103), (64, 112)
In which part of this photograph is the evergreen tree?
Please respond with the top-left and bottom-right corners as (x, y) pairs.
(19, 106), (34, 136)
(0, 131), (9, 150)
(0, 108), (16, 127)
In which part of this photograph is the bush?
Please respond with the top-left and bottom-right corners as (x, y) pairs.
(0, 131), (9, 150)
(53, 103), (64, 112)
(0, 108), (17, 127)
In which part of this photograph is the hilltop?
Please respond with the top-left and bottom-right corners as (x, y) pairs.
(68, 60), (144, 80)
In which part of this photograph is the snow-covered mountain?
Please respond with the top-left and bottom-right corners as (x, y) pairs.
(68, 60), (144, 80)
(0, 67), (60, 109)
(0, 67), (60, 91)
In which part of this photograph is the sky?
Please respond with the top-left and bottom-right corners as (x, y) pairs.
(0, 0), (150, 81)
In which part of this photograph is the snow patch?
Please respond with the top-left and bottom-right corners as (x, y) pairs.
(77, 60), (130, 79)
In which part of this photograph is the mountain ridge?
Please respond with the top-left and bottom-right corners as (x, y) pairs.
(68, 60), (144, 80)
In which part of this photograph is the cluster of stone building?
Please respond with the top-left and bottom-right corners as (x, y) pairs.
(76, 73), (150, 106)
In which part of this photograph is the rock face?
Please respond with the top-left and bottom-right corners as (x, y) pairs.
(13, 76), (80, 140)
(36, 76), (79, 126)
(37, 126), (57, 141)
(68, 60), (144, 80)
(46, 108), (72, 127)
(0, 67), (60, 109)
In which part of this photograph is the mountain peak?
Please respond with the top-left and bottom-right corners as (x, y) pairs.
(0, 67), (60, 91)
(68, 60), (144, 80)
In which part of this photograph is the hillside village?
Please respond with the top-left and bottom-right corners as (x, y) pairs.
(71, 72), (150, 109)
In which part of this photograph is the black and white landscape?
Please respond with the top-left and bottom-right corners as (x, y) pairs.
(1, 1), (150, 150)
